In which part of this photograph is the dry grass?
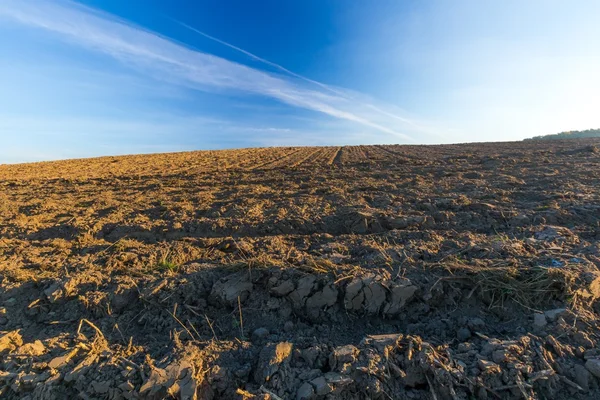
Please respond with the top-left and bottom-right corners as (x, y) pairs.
(446, 264), (580, 310)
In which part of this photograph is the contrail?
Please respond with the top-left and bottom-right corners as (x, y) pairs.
(170, 18), (348, 97)
(0, 0), (426, 141)
(170, 17), (440, 137)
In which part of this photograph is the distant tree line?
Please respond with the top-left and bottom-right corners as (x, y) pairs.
(526, 128), (600, 141)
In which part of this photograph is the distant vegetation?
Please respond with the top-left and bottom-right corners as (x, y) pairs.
(526, 128), (600, 141)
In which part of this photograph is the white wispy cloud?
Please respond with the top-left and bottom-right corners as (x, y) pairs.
(171, 18), (351, 97)
(172, 18), (443, 139)
(0, 0), (434, 141)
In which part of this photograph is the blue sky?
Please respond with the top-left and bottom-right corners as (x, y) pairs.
(1, 0), (600, 162)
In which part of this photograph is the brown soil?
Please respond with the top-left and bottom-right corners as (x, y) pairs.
(1, 140), (600, 399)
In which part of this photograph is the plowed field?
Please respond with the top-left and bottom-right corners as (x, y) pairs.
(1, 140), (600, 399)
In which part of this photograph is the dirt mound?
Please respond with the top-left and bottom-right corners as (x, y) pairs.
(2, 263), (600, 399)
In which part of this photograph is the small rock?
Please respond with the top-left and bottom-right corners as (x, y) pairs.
(585, 359), (600, 378)
(457, 327), (471, 342)
(296, 382), (315, 400)
(533, 312), (547, 328)
(311, 376), (332, 396)
(544, 308), (567, 322)
(252, 327), (269, 341)
(284, 321), (294, 332)
(0, 307), (6, 315)
(574, 364), (590, 389)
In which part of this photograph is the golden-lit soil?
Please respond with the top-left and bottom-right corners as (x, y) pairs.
(1, 140), (600, 399)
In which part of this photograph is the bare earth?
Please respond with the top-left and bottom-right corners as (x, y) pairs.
(1, 140), (600, 399)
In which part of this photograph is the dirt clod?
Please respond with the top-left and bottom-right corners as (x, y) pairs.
(533, 312), (548, 327)
(585, 359), (600, 379)
(210, 273), (253, 306)
(310, 376), (331, 396)
(17, 340), (45, 356)
(457, 327), (472, 341)
(296, 382), (315, 400)
(0, 331), (22, 353)
(252, 327), (270, 341)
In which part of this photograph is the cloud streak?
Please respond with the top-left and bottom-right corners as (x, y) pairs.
(171, 18), (351, 98)
(171, 17), (449, 138)
(0, 0), (428, 141)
